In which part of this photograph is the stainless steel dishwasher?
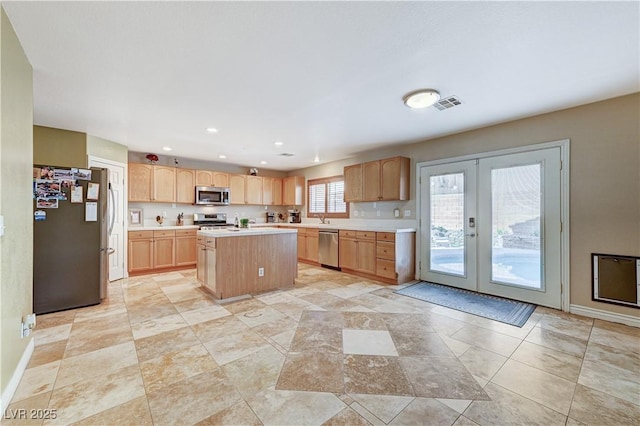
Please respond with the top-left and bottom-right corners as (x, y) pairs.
(318, 229), (340, 269)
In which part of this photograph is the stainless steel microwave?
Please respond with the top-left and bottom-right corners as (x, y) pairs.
(195, 186), (230, 206)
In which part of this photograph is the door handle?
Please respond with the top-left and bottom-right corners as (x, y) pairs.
(108, 183), (116, 236)
(465, 233), (476, 237)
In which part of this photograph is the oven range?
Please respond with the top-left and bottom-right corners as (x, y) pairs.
(193, 213), (231, 230)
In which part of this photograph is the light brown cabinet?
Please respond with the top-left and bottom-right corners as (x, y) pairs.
(229, 175), (263, 204)
(339, 230), (376, 274)
(128, 228), (197, 275)
(204, 237), (217, 294)
(344, 156), (410, 202)
(295, 227), (319, 263)
(283, 176), (305, 206)
(128, 163), (176, 202)
(375, 232), (415, 284)
(196, 235), (206, 283)
(196, 170), (229, 188)
(176, 169), (196, 204)
(344, 164), (363, 202)
(175, 229), (197, 266)
(262, 177), (283, 206)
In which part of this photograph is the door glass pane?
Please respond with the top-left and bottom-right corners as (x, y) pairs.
(491, 164), (542, 288)
(430, 173), (465, 276)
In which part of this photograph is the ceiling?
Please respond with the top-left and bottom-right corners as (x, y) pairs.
(4, 1), (639, 171)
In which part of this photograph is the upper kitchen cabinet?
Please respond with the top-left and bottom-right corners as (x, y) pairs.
(262, 177), (283, 206)
(229, 174), (246, 204)
(344, 163), (363, 202)
(245, 175), (263, 205)
(176, 168), (195, 204)
(196, 170), (229, 187)
(283, 176), (305, 206)
(128, 163), (176, 203)
(345, 156), (410, 202)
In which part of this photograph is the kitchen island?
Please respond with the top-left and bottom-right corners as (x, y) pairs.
(196, 227), (297, 299)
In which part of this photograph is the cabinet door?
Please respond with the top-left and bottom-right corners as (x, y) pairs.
(306, 234), (319, 263)
(176, 169), (195, 204)
(339, 237), (358, 270)
(362, 160), (381, 201)
(212, 172), (229, 187)
(128, 238), (153, 272)
(229, 175), (246, 204)
(245, 176), (263, 204)
(262, 177), (274, 205)
(176, 236), (197, 266)
(205, 246), (217, 293)
(344, 163), (363, 202)
(196, 243), (206, 284)
(283, 176), (305, 206)
(357, 239), (376, 274)
(272, 178), (283, 205)
(154, 237), (175, 268)
(380, 157), (409, 200)
(128, 164), (153, 202)
(195, 170), (213, 186)
(153, 166), (176, 202)
(297, 234), (306, 260)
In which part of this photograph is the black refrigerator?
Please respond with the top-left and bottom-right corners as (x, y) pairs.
(33, 166), (110, 314)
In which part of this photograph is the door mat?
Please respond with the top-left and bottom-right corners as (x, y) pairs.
(395, 282), (536, 327)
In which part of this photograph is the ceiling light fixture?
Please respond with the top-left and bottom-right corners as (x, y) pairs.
(206, 127), (219, 133)
(274, 141), (284, 146)
(162, 146), (172, 151)
(313, 156), (320, 163)
(260, 161), (267, 165)
(218, 154), (227, 159)
(403, 89), (441, 109)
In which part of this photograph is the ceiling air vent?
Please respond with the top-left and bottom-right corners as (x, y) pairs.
(278, 153), (295, 157)
(433, 95), (463, 111)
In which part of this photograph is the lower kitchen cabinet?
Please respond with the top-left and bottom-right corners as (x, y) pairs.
(128, 228), (198, 275)
(204, 237), (217, 294)
(339, 230), (376, 275)
(288, 226), (319, 264)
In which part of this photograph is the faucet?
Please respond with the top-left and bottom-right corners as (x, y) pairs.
(318, 214), (328, 224)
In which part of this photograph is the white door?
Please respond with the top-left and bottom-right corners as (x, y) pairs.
(88, 157), (126, 281)
(420, 160), (477, 291)
(420, 147), (563, 308)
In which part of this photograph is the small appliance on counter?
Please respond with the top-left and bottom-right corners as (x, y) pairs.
(288, 209), (301, 223)
(266, 212), (276, 223)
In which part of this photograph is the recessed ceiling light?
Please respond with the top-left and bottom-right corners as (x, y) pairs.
(162, 146), (172, 151)
(274, 141), (284, 146)
(260, 161), (267, 165)
(313, 156), (320, 163)
(218, 154), (227, 159)
(206, 127), (219, 133)
(403, 89), (441, 109)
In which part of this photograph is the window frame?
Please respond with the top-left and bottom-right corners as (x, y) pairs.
(306, 175), (349, 219)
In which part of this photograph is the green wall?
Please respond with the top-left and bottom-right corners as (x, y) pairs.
(33, 125), (86, 167)
(0, 6), (34, 406)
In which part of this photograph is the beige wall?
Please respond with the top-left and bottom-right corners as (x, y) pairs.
(0, 6), (34, 400)
(293, 94), (640, 317)
(33, 125), (86, 167)
(86, 134), (128, 164)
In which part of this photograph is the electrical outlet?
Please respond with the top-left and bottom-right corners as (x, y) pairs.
(373, 202), (376, 208)
(376, 210), (381, 217)
(162, 211), (167, 218)
(353, 210), (359, 217)
(404, 210), (411, 217)
(258, 267), (264, 277)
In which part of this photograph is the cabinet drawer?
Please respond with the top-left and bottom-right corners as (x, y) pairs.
(154, 230), (176, 238)
(129, 230), (153, 239)
(377, 232), (396, 243)
(376, 259), (397, 279)
(376, 241), (395, 260)
(356, 231), (375, 240)
(205, 237), (216, 248)
(340, 230), (357, 238)
(296, 227), (307, 236)
(305, 228), (319, 237)
(176, 229), (197, 237)
(197, 235), (205, 244)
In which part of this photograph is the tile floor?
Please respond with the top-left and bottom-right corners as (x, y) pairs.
(5, 264), (640, 425)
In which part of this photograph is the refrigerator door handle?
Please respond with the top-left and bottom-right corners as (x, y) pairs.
(108, 183), (116, 236)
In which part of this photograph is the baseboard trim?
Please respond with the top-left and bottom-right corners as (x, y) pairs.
(0, 338), (34, 414)
(570, 304), (640, 328)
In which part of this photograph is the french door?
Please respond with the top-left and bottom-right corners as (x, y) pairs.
(420, 147), (562, 308)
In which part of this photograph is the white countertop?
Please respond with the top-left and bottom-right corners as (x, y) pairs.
(275, 223), (416, 233)
(198, 227), (297, 238)
(132, 225), (200, 231)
